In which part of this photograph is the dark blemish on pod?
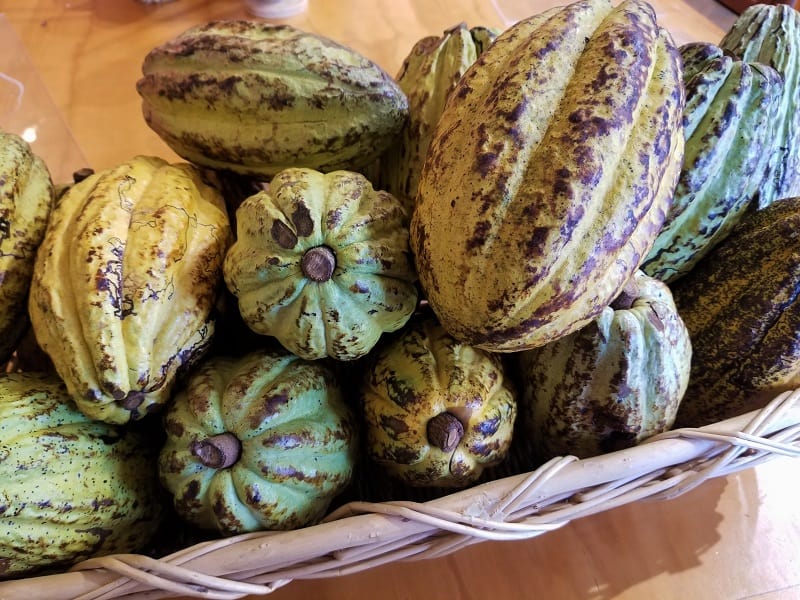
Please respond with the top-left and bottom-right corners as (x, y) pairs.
(291, 203), (314, 237)
(271, 220), (297, 249)
(466, 220), (492, 251)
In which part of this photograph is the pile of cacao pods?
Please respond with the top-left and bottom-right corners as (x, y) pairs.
(2, 0), (800, 579)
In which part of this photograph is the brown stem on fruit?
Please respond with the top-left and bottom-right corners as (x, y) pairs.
(190, 432), (242, 469)
(427, 412), (464, 453)
(73, 167), (95, 183)
(610, 279), (640, 311)
(301, 246), (336, 282)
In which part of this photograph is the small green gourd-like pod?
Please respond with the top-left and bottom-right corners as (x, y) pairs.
(0, 372), (163, 579)
(223, 167), (418, 361)
(517, 270), (692, 461)
(361, 315), (517, 488)
(158, 349), (359, 535)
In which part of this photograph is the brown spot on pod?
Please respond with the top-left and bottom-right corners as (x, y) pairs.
(291, 203), (314, 237)
(271, 220), (297, 249)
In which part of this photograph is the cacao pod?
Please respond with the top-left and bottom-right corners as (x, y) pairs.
(379, 23), (498, 212)
(719, 3), (800, 207)
(518, 270), (691, 460)
(0, 372), (162, 578)
(0, 131), (55, 364)
(670, 197), (800, 427)
(641, 42), (784, 283)
(361, 315), (517, 488)
(28, 155), (232, 424)
(136, 21), (408, 178)
(223, 168), (418, 361)
(410, 0), (685, 352)
(158, 350), (358, 535)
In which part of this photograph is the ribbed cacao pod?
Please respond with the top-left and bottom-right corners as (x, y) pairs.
(379, 23), (498, 212)
(410, 0), (685, 352)
(641, 42), (784, 283)
(670, 197), (800, 427)
(158, 350), (358, 535)
(361, 315), (517, 488)
(0, 372), (162, 578)
(28, 155), (232, 424)
(719, 3), (800, 207)
(137, 21), (408, 178)
(518, 270), (691, 460)
(223, 168), (418, 361)
(0, 131), (55, 364)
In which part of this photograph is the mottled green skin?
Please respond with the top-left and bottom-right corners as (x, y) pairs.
(720, 4), (800, 208)
(641, 42), (784, 283)
(362, 315), (517, 488)
(379, 24), (498, 213)
(671, 198), (800, 427)
(158, 350), (358, 535)
(0, 132), (54, 364)
(517, 271), (691, 461)
(137, 20), (408, 178)
(0, 372), (162, 579)
(223, 168), (418, 361)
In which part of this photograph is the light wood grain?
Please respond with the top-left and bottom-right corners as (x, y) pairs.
(1, 1), (797, 599)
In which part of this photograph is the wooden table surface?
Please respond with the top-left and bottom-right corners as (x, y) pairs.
(2, 1), (799, 599)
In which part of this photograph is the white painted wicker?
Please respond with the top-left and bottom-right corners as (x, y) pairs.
(2, 389), (797, 600)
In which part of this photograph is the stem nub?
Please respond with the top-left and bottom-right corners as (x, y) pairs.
(190, 432), (242, 469)
(427, 412), (465, 453)
(301, 246), (336, 282)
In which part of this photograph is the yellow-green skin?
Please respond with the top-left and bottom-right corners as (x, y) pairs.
(137, 21), (408, 178)
(28, 155), (232, 424)
(518, 270), (691, 461)
(0, 131), (55, 364)
(0, 372), (162, 579)
(362, 316), (517, 488)
(158, 350), (358, 536)
(223, 168), (418, 361)
(380, 23), (498, 213)
(410, 0), (685, 352)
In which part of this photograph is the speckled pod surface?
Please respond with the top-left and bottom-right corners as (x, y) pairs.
(410, 0), (685, 352)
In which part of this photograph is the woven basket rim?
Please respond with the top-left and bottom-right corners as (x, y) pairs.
(1, 389), (798, 600)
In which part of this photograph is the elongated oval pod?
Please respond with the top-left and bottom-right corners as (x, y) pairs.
(411, 0), (685, 352)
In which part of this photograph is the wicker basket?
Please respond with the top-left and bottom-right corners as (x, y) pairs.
(0, 388), (797, 600)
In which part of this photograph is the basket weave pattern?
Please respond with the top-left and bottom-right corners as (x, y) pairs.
(3, 389), (797, 600)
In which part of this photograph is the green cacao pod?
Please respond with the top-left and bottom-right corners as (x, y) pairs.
(0, 372), (162, 578)
(518, 270), (691, 460)
(28, 155), (232, 424)
(361, 315), (517, 488)
(0, 131), (55, 364)
(410, 0), (685, 352)
(670, 197), (800, 427)
(158, 350), (358, 535)
(136, 21), (408, 178)
(223, 168), (418, 361)
(641, 42), (784, 283)
(719, 3), (800, 207)
(379, 23), (498, 212)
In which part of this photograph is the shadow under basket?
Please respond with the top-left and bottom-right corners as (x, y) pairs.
(0, 388), (798, 600)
